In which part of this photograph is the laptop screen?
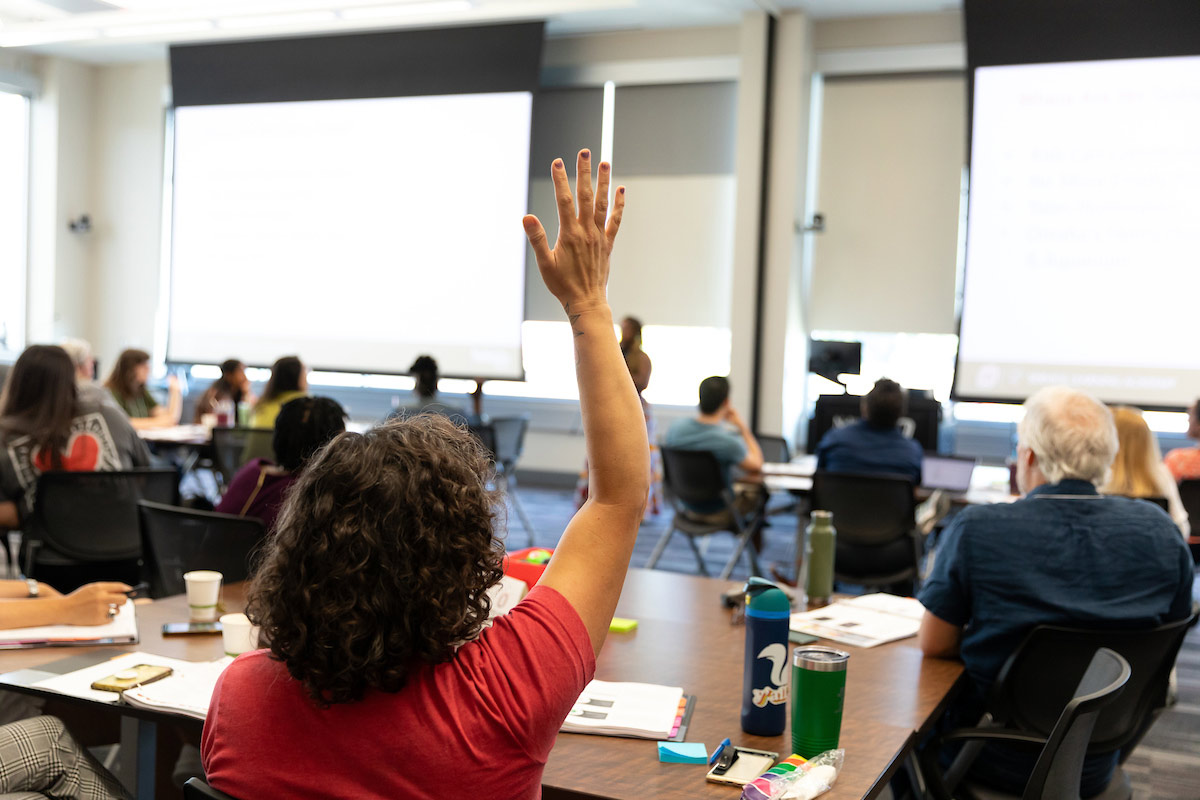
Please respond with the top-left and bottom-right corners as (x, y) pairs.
(922, 455), (977, 492)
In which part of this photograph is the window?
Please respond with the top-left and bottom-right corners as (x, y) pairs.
(808, 330), (959, 403)
(0, 90), (29, 356)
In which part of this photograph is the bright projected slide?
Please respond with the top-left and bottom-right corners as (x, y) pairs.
(169, 92), (531, 378)
(955, 55), (1200, 406)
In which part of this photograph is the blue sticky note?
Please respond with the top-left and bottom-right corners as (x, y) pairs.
(657, 741), (709, 765)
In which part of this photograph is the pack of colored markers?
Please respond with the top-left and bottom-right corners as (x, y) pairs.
(740, 749), (844, 800)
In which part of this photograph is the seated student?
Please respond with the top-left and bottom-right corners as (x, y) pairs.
(387, 355), (470, 426)
(0, 715), (129, 799)
(202, 150), (647, 799)
(193, 359), (255, 423)
(247, 356), (307, 430)
(0, 345), (150, 534)
(1164, 397), (1200, 481)
(104, 349), (182, 431)
(663, 375), (764, 516)
(918, 386), (1193, 798)
(216, 397), (346, 532)
(815, 378), (923, 484)
(1102, 406), (1189, 537)
(58, 338), (114, 409)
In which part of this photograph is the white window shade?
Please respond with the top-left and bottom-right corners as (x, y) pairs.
(809, 74), (965, 334)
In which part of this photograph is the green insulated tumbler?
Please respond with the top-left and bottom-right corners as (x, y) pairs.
(791, 646), (849, 758)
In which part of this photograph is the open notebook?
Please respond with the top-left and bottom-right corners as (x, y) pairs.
(561, 680), (694, 741)
(790, 593), (925, 648)
(0, 600), (137, 649)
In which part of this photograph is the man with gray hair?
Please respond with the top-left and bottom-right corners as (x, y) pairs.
(917, 385), (1193, 797)
(59, 339), (115, 409)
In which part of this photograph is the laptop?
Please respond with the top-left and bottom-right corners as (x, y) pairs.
(921, 454), (977, 493)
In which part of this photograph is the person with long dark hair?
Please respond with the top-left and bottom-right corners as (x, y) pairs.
(247, 356), (307, 430)
(193, 359), (255, 423)
(103, 348), (181, 431)
(202, 150), (647, 798)
(216, 397), (346, 531)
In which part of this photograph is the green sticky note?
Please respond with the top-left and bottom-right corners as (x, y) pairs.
(609, 617), (638, 633)
(657, 742), (708, 764)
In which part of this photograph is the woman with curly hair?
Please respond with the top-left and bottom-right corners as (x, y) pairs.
(201, 150), (647, 799)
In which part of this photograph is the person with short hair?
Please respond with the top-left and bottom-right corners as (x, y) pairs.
(387, 355), (469, 426)
(247, 356), (307, 430)
(193, 359), (255, 423)
(815, 378), (923, 483)
(202, 150), (648, 799)
(663, 375), (764, 515)
(918, 386), (1194, 797)
(1164, 397), (1200, 481)
(103, 349), (182, 431)
(59, 339), (115, 410)
(216, 396), (347, 531)
(1102, 406), (1189, 537)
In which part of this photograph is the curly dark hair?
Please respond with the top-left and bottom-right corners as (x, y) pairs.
(246, 414), (504, 707)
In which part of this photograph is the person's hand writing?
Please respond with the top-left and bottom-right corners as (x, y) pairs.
(57, 582), (131, 626)
(522, 150), (625, 314)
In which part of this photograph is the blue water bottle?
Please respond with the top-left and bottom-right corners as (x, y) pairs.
(742, 577), (792, 736)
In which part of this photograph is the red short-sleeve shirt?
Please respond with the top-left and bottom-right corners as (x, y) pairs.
(201, 585), (595, 799)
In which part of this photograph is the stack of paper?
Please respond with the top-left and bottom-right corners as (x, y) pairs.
(123, 657), (233, 719)
(561, 680), (685, 739)
(31, 651), (208, 704)
(790, 593), (925, 648)
(0, 601), (137, 649)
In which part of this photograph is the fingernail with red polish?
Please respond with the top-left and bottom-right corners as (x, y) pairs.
(553, 159), (563, 168)
(618, 187), (625, 193)
(581, 150), (590, 159)
(600, 163), (610, 171)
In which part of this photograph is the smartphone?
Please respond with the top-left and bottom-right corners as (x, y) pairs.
(91, 664), (173, 693)
(162, 621), (223, 636)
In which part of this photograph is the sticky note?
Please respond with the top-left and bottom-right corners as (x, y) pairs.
(609, 617), (638, 633)
(657, 742), (709, 764)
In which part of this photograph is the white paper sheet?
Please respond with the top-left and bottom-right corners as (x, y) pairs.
(31, 651), (205, 704)
(561, 680), (684, 739)
(790, 599), (922, 648)
(0, 600), (137, 648)
(123, 657), (233, 719)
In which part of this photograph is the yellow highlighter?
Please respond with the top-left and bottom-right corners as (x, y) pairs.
(609, 617), (638, 633)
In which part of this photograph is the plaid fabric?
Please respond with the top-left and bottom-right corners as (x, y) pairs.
(0, 716), (128, 800)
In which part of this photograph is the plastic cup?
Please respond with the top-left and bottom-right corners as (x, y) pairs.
(184, 570), (222, 622)
(220, 613), (259, 657)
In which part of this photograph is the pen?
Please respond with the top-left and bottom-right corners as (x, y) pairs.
(124, 583), (150, 598)
(709, 737), (731, 765)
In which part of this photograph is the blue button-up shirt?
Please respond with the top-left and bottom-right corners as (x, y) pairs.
(919, 479), (1195, 795)
(815, 419), (923, 483)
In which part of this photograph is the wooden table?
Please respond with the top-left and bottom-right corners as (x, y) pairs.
(543, 570), (964, 800)
(0, 574), (962, 800)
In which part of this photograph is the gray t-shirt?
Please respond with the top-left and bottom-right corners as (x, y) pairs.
(0, 396), (151, 522)
(663, 418), (748, 512)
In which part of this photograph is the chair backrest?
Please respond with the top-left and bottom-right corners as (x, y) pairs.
(28, 469), (180, 562)
(468, 423), (497, 461)
(810, 471), (916, 546)
(1178, 479), (1200, 521)
(1023, 648), (1131, 800)
(183, 777), (240, 800)
(755, 433), (791, 465)
(139, 500), (267, 598)
(660, 446), (729, 509)
(990, 610), (1197, 755)
(211, 427), (276, 484)
(490, 416), (529, 472)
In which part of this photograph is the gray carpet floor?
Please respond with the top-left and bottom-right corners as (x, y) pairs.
(503, 481), (1200, 800)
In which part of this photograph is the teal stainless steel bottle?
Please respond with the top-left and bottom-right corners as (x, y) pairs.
(791, 646), (849, 758)
(804, 510), (836, 605)
(741, 577), (791, 736)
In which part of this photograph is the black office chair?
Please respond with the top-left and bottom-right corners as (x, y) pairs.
(23, 469), (180, 591)
(472, 417), (536, 547)
(810, 471), (919, 593)
(648, 446), (763, 580)
(183, 777), (240, 800)
(211, 427), (275, 486)
(1177, 479), (1200, 561)
(923, 609), (1197, 800)
(139, 500), (267, 598)
(934, 648), (1131, 800)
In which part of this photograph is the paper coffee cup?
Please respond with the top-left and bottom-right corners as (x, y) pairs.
(220, 613), (259, 657)
(184, 570), (222, 622)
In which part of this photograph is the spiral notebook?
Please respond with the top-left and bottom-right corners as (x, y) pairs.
(561, 680), (695, 741)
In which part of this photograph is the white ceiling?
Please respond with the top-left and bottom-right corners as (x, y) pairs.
(0, 0), (962, 63)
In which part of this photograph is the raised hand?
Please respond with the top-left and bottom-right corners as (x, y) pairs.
(522, 150), (625, 313)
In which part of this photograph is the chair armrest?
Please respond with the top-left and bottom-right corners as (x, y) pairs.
(942, 727), (1048, 748)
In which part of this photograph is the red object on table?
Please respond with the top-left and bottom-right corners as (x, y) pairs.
(503, 547), (553, 587)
